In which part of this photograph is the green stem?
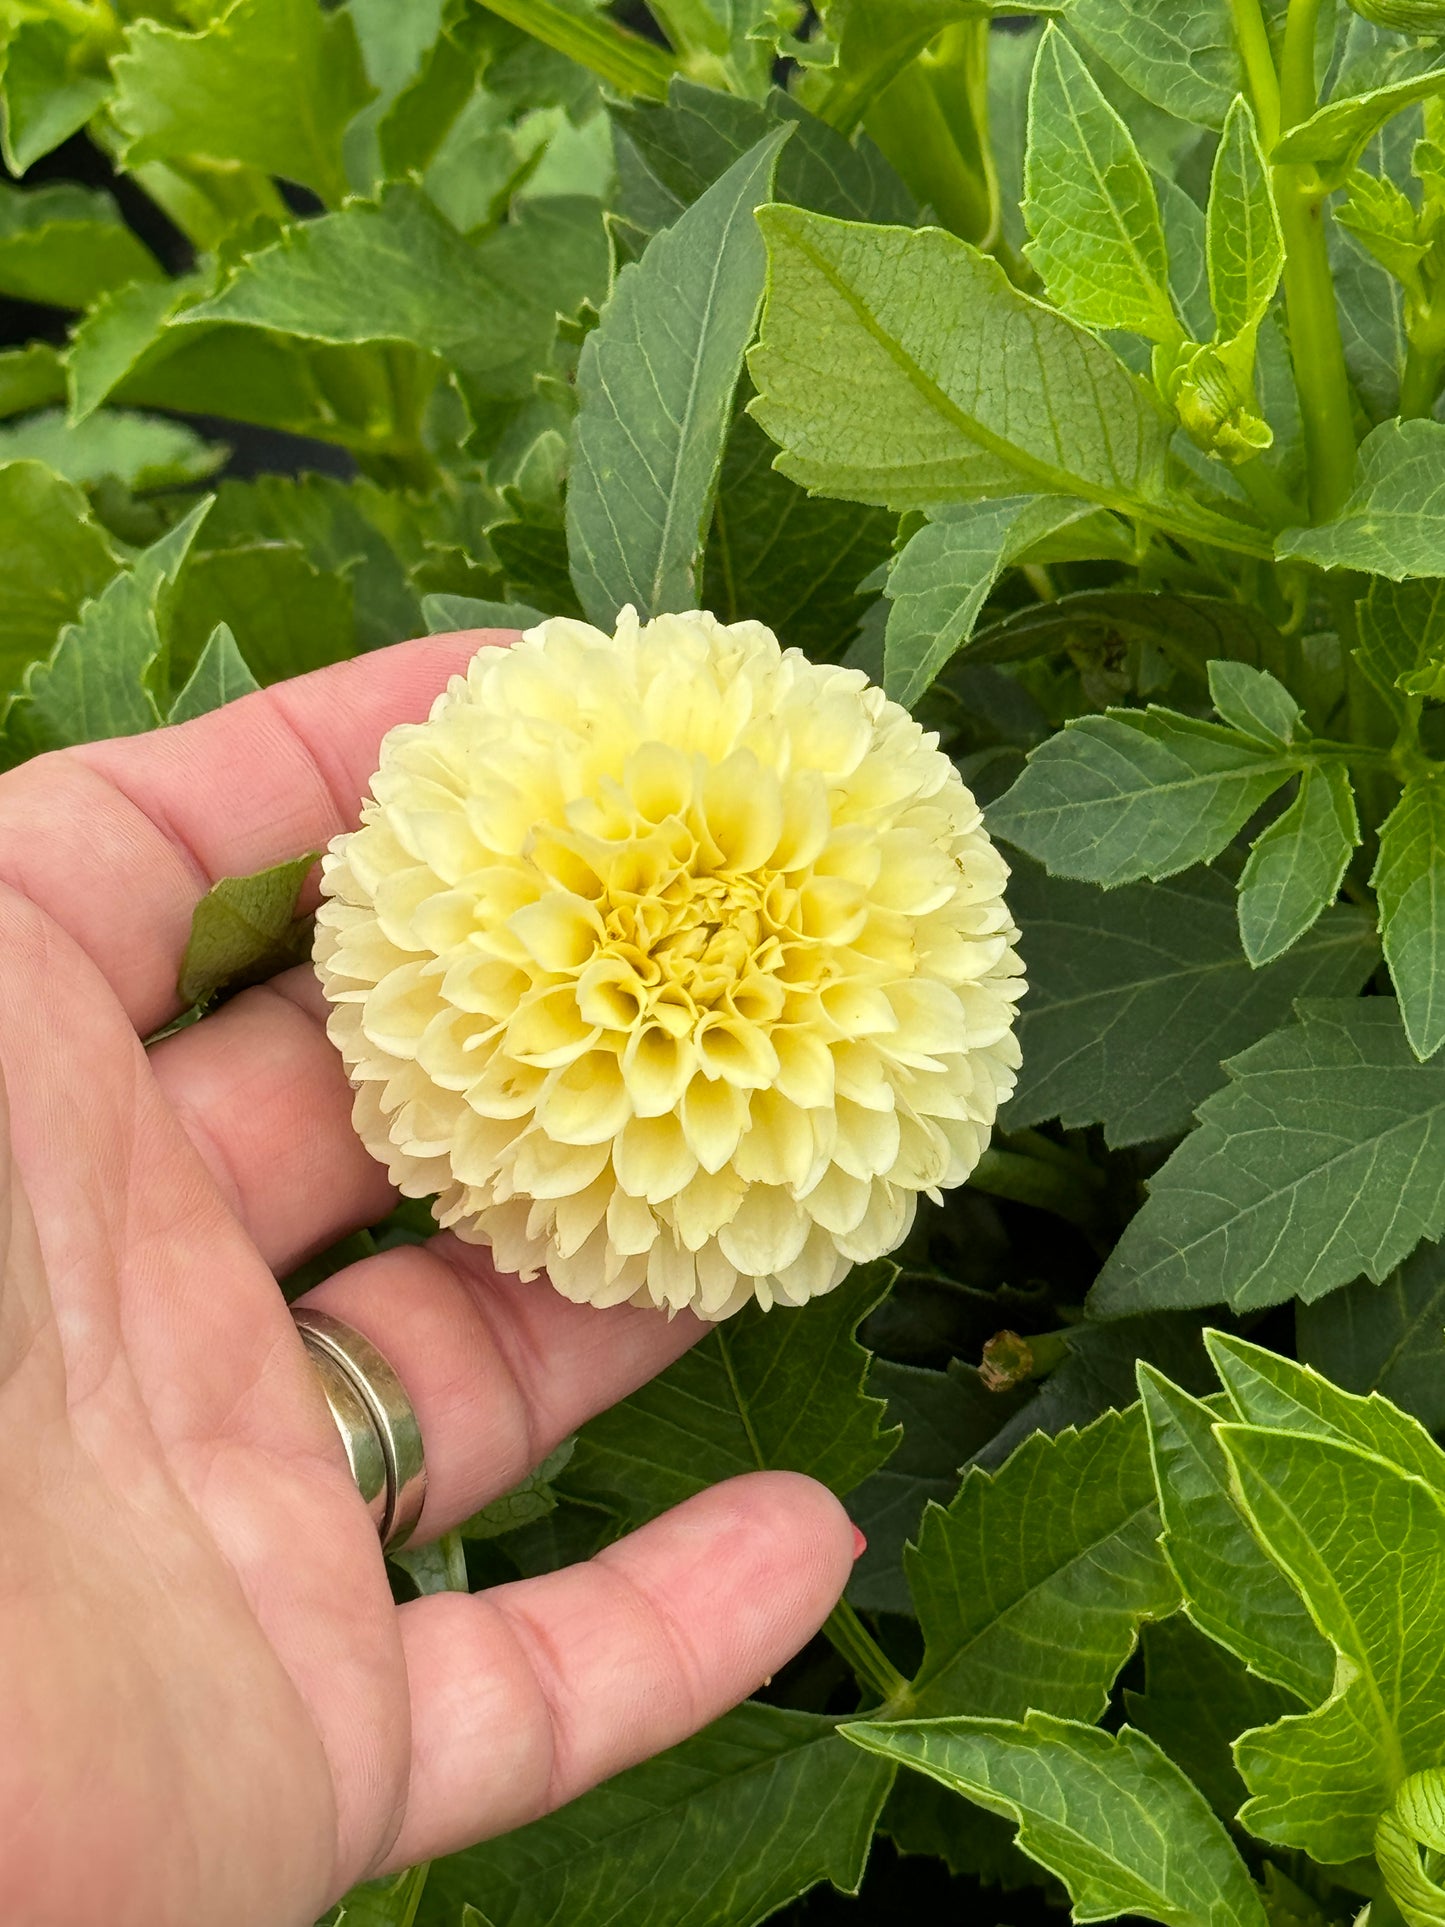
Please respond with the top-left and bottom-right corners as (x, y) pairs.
(863, 23), (997, 246)
(1400, 330), (1445, 420)
(1228, 0), (1282, 148)
(1274, 0), (1359, 522)
(968, 1148), (1109, 1236)
(823, 1600), (913, 1711)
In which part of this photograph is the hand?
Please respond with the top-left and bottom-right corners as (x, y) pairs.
(0, 635), (855, 1927)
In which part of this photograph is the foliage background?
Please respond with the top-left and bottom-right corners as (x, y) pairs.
(11, 2), (1445, 1925)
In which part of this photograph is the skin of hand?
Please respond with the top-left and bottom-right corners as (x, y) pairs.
(0, 631), (857, 1927)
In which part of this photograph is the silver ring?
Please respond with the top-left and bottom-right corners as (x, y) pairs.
(292, 1307), (428, 1553)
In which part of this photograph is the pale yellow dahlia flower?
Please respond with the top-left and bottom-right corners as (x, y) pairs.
(315, 610), (1024, 1320)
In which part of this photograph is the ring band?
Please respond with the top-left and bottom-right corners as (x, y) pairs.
(292, 1307), (427, 1553)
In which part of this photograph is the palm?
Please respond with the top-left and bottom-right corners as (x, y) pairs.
(0, 635), (852, 1927)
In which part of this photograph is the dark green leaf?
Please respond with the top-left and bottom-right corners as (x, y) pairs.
(0, 180), (158, 309)
(1237, 765), (1360, 967)
(1355, 575), (1445, 709)
(1137, 1364), (1333, 1703)
(1092, 999), (1445, 1317)
(964, 587), (1290, 679)
(906, 1406), (1178, 1718)
(847, 1359), (1027, 1616)
(1007, 860), (1378, 1146)
(168, 542), (354, 688)
(567, 131), (786, 626)
(177, 851), (321, 1009)
(458, 1441), (574, 1543)
(615, 79), (913, 232)
(4, 499), (208, 760)
(415, 1704), (892, 1927)
(1374, 773), (1445, 1060)
(705, 405), (896, 659)
(882, 496), (1092, 707)
(1023, 24), (1180, 344)
(1206, 660), (1301, 747)
(1296, 1238), (1445, 1437)
(561, 1262), (898, 1526)
(989, 708), (1298, 886)
(167, 622), (260, 725)
(111, 0), (374, 208)
(845, 1712), (1267, 1927)
(1125, 1616), (1296, 1824)
(1279, 419), (1445, 578)
(0, 458), (119, 691)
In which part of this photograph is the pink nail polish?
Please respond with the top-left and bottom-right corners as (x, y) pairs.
(851, 1525), (868, 1561)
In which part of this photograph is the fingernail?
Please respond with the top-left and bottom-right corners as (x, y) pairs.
(851, 1524), (867, 1561)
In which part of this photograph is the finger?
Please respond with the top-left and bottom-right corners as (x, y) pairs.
(146, 965), (395, 1275)
(0, 630), (502, 1038)
(294, 1240), (703, 1540)
(380, 1472), (855, 1871)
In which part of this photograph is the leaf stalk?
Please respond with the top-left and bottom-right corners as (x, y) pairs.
(823, 1599), (914, 1711)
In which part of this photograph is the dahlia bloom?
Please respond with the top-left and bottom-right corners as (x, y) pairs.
(315, 610), (1024, 1320)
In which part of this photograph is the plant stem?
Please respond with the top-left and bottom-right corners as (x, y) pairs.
(862, 24), (998, 246)
(969, 1147), (1109, 1236)
(823, 1599), (913, 1711)
(1227, 0), (1282, 148)
(1274, 0), (1359, 522)
(1400, 330), (1445, 420)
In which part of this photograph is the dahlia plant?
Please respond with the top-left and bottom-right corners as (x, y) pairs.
(9, 1), (1445, 1924)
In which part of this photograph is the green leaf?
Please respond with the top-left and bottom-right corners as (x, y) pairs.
(1066, 0), (1242, 128)
(168, 541), (354, 688)
(1356, 576), (1445, 710)
(0, 341), (65, 420)
(615, 78), (914, 232)
(1137, 1364), (1334, 1704)
(1007, 860), (1378, 1147)
(847, 1359), (1029, 1616)
(473, 0), (679, 103)
(882, 496), (1092, 707)
(1297, 1239), (1445, 1439)
(3, 499), (209, 762)
(844, 1712), (1267, 1927)
(1091, 999), (1445, 1317)
(0, 16), (111, 175)
(332, 1864), (433, 1927)
(906, 1406), (1178, 1719)
(561, 1262), (898, 1526)
(705, 404), (897, 660)
(167, 622), (260, 725)
(1206, 660), (1301, 747)
(1022, 24), (1180, 345)
(182, 187), (609, 402)
(1207, 1329), (1445, 1495)
(1237, 765), (1360, 967)
(414, 1704), (892, 1927)
(0, 459), (119, 692)
(111, 0), (374, 208)
(0, 181), (158, 310)
(1221, 1421), (1445, 1862)
(1276, 68), (1445, 189)
(177, 852), (321, 1010)
(1279, 420), (1445, 578)
(0, 408), (225, 494)
(1207, 96), (1283, 343)
(1375, 774), (1445, 1061)
(458, 1440), (574, 1542)
(965, 586), (1291, 679)
(988, 708), (1298, 886)
(566, 130), (787, 627)
(420, 594), (545, 634)
(749, 205), (1190, 525)
(1125, 1616), (1297, 1824)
